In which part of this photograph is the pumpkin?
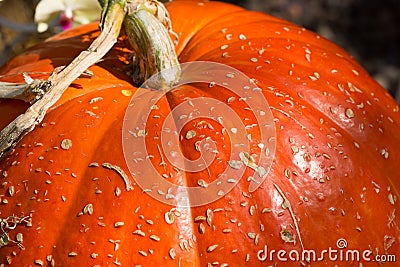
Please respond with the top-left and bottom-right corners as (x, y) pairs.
(0, 0), (399, 266)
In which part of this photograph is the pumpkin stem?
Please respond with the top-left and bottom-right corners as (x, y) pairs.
(123, 0), (181, 88)
(99, 0), (126, 31)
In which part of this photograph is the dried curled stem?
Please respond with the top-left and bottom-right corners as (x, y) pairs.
(0, 1), (126, 159)
(0, 0), (181, 160)
(0, 80), (48, 103)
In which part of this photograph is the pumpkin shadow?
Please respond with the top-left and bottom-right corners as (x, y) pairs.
(52, 29), (134, 85)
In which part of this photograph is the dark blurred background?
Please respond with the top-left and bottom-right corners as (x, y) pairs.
(1, 0), (399, 102)
(225, 0), (400, 103)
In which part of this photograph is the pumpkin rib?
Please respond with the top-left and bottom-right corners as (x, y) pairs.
(177, 24), (400, 159)
(0, 88), (135, 265)
(47, 90), (135, 265)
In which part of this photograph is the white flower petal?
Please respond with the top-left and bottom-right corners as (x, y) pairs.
(73, 9), (101, 25)
(35, 0), (101, 32)
(37, 22), (49, 33)
(34, 0), (65, 23)
(72, 0), (102, 25)
(69, 0), (101, 12)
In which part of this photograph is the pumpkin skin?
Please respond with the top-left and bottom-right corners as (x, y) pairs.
(0, 1), (400, 266)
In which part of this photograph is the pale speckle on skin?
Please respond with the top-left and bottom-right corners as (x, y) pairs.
(89, 97), (103, 104)
(227, 96), (235, 103)
(115, 187), (122, 197)
(138, 250), (148, 257)
(371, 181), (380, 194)
(68, 252), (78, 257)
(197, 179), (208, 188)
(114, 222), (124, 228)
(262, 207), (271, 213)
(185, 130), (196, 140)
(388, 193), (396, 205)
(133, 229), (146, 237)
(228, 160), (243, 170)
(345, 108), (355, 119)
(60, 139), (72, 150)
(169, 248), (176, 260)
(34, 259), (44, 266)
(381, 148), (389, 159)
(165, 211), (174, 224)
(247, 232), (256, 239)
(206, 244), (218, 253)
(150, 234), (161, 242)
(305, 50), (311, 62)
(83, 203), (94, 215)
(206, 209), (213, 226)
(7, 186), (14, 197)
(199, 223), (205, 234)
(220, 44), (229, 50)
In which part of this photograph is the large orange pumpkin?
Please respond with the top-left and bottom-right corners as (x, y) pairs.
(0, 1), (399, 266)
